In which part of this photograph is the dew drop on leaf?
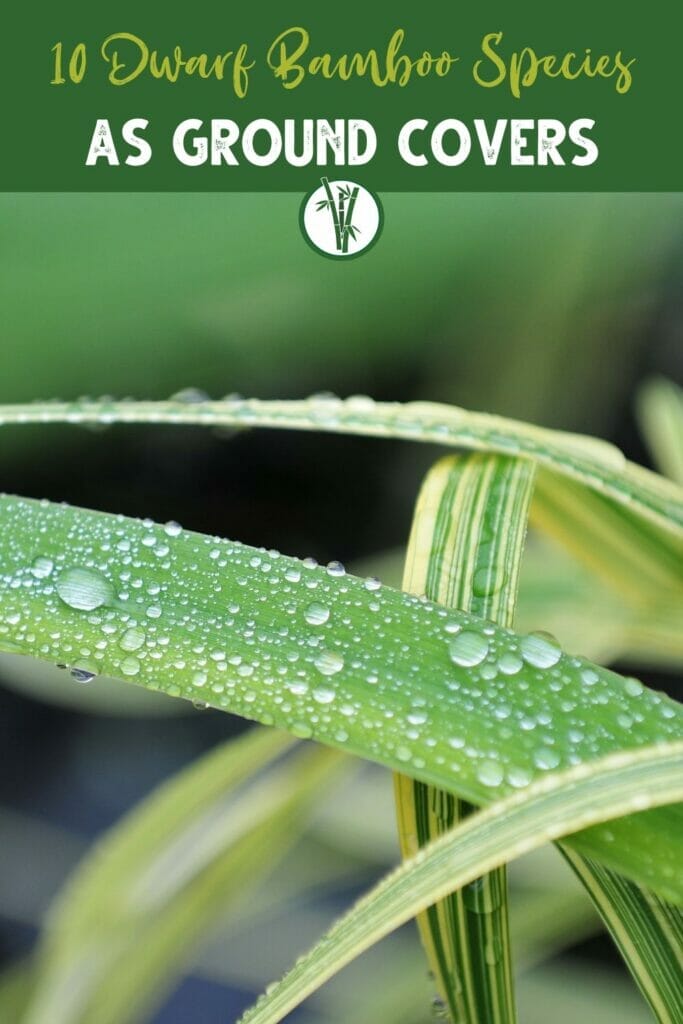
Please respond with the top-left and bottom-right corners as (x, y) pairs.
(56, 568), (113, 611)
(120, 626), (146, 652)
(30, 556), (54, 579)
(448, 631), (489, 667)
(314, 651), (344, 676)
(312, 686), (336, 705)
(70, 660), (97, 684)
(533, 747), (561, 770)
(476, 759), (504, 787)
(520, 632), (561, 669)
(304, 603), (330, 626)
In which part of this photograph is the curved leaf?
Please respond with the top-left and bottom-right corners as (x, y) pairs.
(0, 494), (681, 900)
(237, 742), (683, 1024)
(0, 396), (680, 538)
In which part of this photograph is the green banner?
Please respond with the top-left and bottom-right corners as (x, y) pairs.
(2, 0), (678, 191)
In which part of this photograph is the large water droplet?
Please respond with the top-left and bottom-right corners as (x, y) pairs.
(56, 568), (113, 611)
(498, 652), (523, 676)
(449, 631), (489, 667)
(312, 685), (336, 705)
(520, 632), (561, 668)
(304, 602), (330, 626)
(477, 759), (504, 787)
(472, 567), (505, 598)
(314, 651), (344, 676)
(70, 659), (97, 684)
(120, 626), (146, 652)
(533, 747), (561, 770)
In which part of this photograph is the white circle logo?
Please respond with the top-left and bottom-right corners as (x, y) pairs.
(300, 178), (383, 259)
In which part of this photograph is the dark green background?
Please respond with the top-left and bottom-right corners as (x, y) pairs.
(1, 1), (680, 191)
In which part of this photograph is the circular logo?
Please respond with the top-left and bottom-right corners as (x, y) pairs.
(300, 178), (383, 259)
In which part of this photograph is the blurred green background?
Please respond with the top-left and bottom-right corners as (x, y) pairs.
(0, 192), (681, 1022)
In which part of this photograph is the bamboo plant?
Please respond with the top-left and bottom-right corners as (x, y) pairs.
(317, 177), (360, 252)
(0, 382), (681, 1023)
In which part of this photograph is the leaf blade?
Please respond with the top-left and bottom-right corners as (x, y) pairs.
(22, 728), (342, 1024)
(395, 453), (535, 1023)
(0, 396), (680, 537)
(237, 742), (683, 1024)
(0, 494), (681, 899)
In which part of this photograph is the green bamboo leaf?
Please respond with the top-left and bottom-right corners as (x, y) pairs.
(637, 378), (683, 485)
(395, 453), (535, 1023)
(237, 742), (683, 1024)
(21, 727), (342, 1024)
(0, 494), (681, 901)
(353, 538), (683, 670)
(390, 449), (682, 1024)
(559, 849), (683, 1022)
(0, 396), (680, 539)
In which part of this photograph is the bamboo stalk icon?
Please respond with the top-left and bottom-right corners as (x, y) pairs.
(317, 177), (360, 253)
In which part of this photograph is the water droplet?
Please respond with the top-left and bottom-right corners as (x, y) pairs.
(407, 710), (428, 726)
(121, 656), (141, 677)
(171, 387), (209, 403)
(624, 677), (644, 697)
(485, 938), (502, 966)
(520, 632), (561, 668)
(498, 652), (523, 676)
(477, 759), (504, 787)
(30, 556), (54, 579)
(291, 721), (313, 739)
(507, 766), (532, 788)
(449, 631), (489, 667)
(314, 651), (344, 676)
(326, 560), (345, 578)
(164, 520), (182, 537)
(364, 576), (381, 592)
(304, 602), (330, 626)
(56, 568), (113, 611)
(120, 626), (146, 652)
(533, 747), (561, 770)
(312, 686), (336, 705)
(463, 876), (502, 913)
(70, 659), (97, 684)
(472, 567), (505, 598)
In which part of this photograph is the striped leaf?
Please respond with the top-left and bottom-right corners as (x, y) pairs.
(559, 849), (683, 1022)
(237, 742), (683, 1024)
(395, 453), (535, 1023)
